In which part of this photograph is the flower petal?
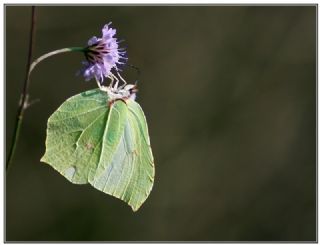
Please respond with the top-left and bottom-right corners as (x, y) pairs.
(88, 36), (99, 46)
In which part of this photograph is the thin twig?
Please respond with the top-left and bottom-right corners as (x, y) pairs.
(6, 6), (37, 172)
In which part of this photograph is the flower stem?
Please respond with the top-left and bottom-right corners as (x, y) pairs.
(6, 8), (85, 173)
(28, 47), (85, 76)
(6, 6), (37, 173)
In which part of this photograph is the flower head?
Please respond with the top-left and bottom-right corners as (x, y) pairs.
(80, 22), (127, 83)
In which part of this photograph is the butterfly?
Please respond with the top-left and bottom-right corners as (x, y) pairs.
(41, 83), (154, 211)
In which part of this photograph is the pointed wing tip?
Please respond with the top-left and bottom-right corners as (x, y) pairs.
(130, 202), (143, 212)
(40, 155), (47, 163)
(131, 206), (139, 212)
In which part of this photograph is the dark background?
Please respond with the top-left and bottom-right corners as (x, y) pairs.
(6, 5), (316, 241)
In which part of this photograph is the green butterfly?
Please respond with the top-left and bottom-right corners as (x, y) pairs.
(41, 85), (155, 211)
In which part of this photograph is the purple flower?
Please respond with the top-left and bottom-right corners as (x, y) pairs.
(80, 22), (127, 83)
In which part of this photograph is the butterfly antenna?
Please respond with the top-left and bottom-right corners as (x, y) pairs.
(127, 64), (141, 78)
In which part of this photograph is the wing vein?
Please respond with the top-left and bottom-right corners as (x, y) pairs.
(50, 105), (105, 122)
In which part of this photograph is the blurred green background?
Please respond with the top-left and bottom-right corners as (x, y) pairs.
(6, 5), (316, 241)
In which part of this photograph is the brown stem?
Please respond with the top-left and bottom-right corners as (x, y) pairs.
(6, 6), (37, 172)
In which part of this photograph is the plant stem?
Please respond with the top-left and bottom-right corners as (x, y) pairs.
(6, 6), (37, 173)
(28, 47), (84, 75)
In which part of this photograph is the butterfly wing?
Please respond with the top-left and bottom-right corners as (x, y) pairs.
(41, 89), (109, 184)
(41, 89), (155, 211)
(89, 99), (155, 211)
